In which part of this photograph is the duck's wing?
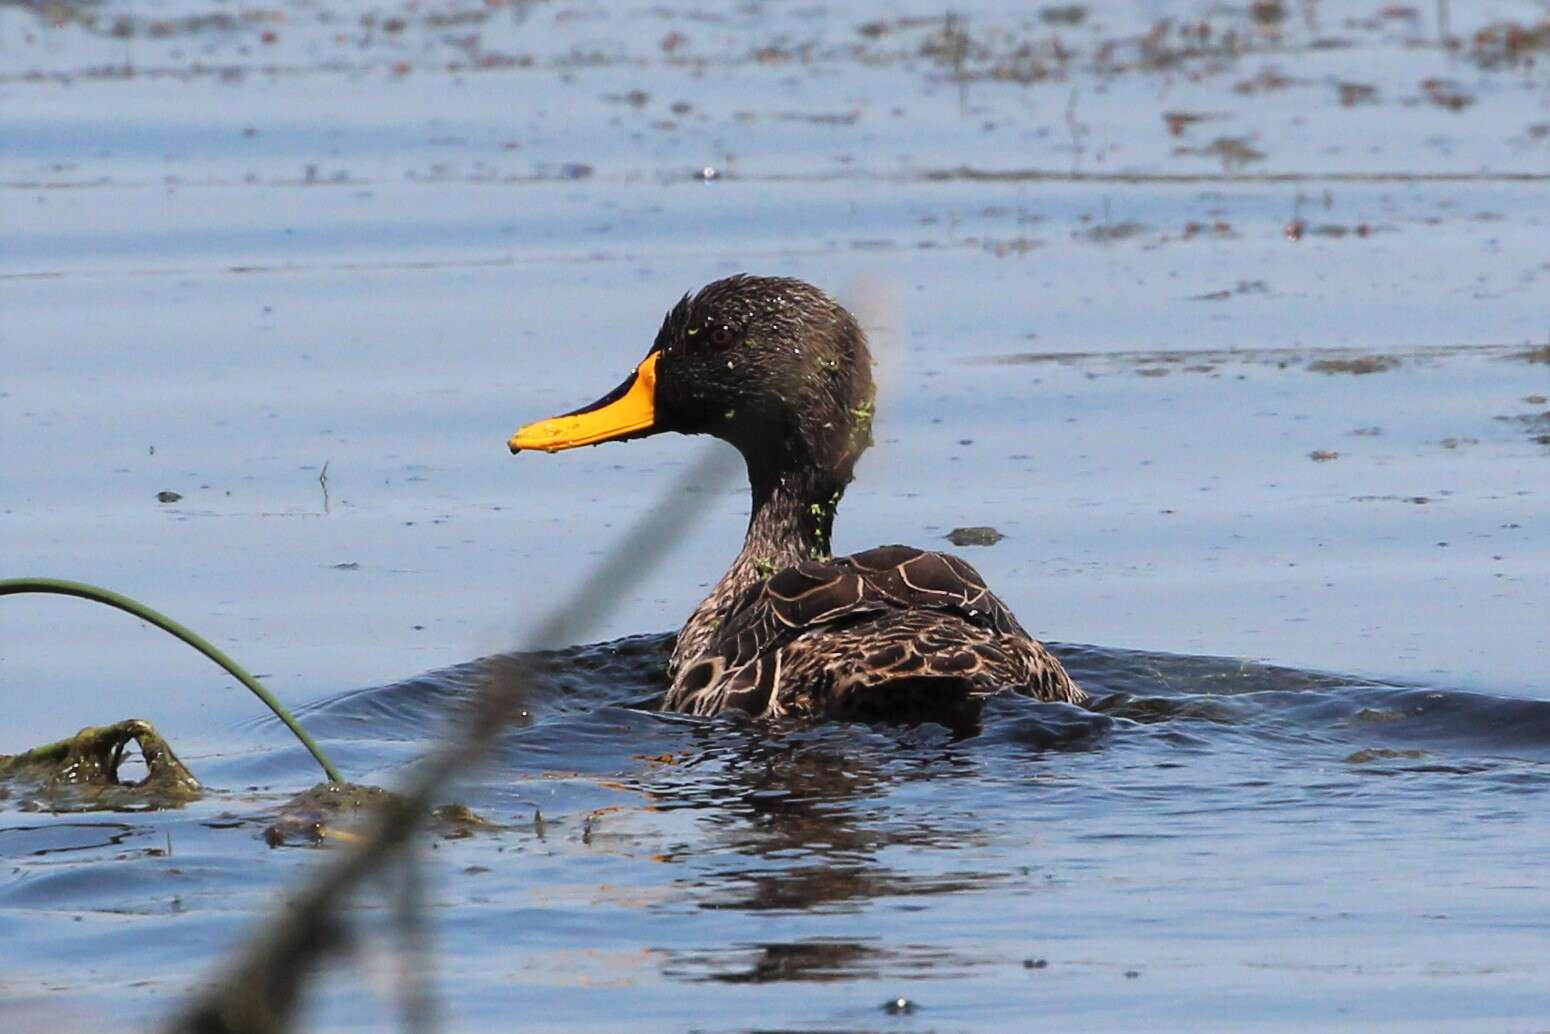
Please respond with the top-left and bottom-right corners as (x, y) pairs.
(670, 544), (1080, 716)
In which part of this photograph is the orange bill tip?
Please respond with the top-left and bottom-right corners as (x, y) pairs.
(509, 351), (661, 454)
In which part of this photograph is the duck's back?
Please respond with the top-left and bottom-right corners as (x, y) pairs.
(666, 544), (1082, 724)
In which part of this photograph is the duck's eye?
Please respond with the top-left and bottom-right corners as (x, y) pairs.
(709, 324), (737, 349)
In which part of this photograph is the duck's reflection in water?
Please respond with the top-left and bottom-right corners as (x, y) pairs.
(660, 936), (980, 985)
(628, 684), (1113, 905)
(656, 727), (983, 879)
(635, 720), (1012, 983)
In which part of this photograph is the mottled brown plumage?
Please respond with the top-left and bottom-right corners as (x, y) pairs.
(666, 545), (1081, 723)
(512, 275), (1082, 726)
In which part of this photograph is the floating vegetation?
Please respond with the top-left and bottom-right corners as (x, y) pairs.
(1177, 135), (1267, 171)
(0, 719), (201, 810)
(1469, 19), (1550, 68)
(1337, 81), (1379, 106)
(1421, 78), (1475, 112)
(946, 526), (1006, 547)
(1306, 356), (1401, 375)
(1189, 280), (1269, 302)
(262, 783), (493, 848)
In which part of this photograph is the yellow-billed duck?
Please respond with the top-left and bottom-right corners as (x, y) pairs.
(510, 275), (1082, 726)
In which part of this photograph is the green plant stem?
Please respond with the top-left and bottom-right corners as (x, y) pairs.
(0, 577), (343, 784)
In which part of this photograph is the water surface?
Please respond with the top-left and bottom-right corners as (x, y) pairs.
(3, 0), (1548, 1029)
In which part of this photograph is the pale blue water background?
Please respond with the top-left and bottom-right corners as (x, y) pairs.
(3, 1), (1549, 1030)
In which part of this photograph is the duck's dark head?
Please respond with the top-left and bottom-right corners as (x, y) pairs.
(510, 275), (875, 490)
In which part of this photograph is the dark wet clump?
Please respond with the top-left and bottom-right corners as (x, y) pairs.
(1345, 748), (1427, 764)
(946, 526), (1006, 546)
(0, 719), (201, 810)
(262, 781), (393, 847)
(262, 782), (494, 847)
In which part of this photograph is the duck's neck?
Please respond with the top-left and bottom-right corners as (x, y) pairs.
(735, 462), (844, 578)
(669, 462), (847, 677)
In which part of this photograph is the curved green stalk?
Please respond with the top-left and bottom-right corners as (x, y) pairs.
(0, 577), (343, 784)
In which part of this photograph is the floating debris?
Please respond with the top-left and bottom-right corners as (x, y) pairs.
(1346, 748), (1428, 764)
(1337, 81), (1378, 106)
(263, 782), (494, 848)
(1421, 78), (1474, 112)
(0, 719), (201, 809)
(1250, 1), (1287, 27)
(1470, 19), (1550, 68)
(1181, 220), (1236, 239)
(1176, 135), (1266, 170)
(1076, 220), (1148, 243)
(1163, 110), (1216, 136)
(1189, 279), (1268, 301)
(1497, 410), (1550, 447)
(1040, 5), (1087, 27)
(1234, 67), (1296, 94)
(1306, 356), (1400, 375)
(946, 526), (1005, 546)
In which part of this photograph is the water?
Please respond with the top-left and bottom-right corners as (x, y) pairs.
(3, 0), (1549, 1030)
(6, 637), (1550, 1029)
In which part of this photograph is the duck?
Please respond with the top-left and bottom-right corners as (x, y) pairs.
(509, 275), (1083, 727)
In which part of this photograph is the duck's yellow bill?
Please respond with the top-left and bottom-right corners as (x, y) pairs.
(509, 351), (661, 453)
